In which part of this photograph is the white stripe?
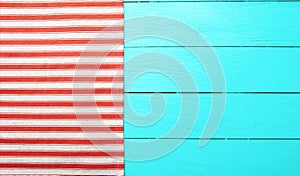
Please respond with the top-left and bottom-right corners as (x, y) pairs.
(0, 169), (123, 175)
(0, 83), (123, 89)
(1, 20), (123, 27)
(3, 0), (122, 2)
(0, 107), (123, 113)
(0, 95), (123, 101)
(0, 70), (122, 76)
(1, 8), (123, 15)
(4, 0), (122, 1)
(0, 57), (123, 64)
(0, 119), (123, 126)
(0, 144), (123, 151)
(0, 132), (123, 139)
(0, 32), (123, 39)
(1, 45), (123, 52)
(0, 157), (123, 164)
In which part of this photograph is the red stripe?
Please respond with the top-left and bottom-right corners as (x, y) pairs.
(0, 64), (123, 70)
(0, 126), (123, 132)
(0, 163), (124, 169)
(0, 14), (123, 20)
(0, 39), (124, 45)
(0, 77), (124, 82)
(0, 26), (123, 33)
(0, 2), (123, 8)
(0, 175), (70, 176)
(0, 151), (123, 157)
(0, 114), (123, 120)
(0, 175), (63, 176)
(0, 51), (123, 57)
(0, 101), (123, 107)
(0, 138), (124, 145)
(0, 89), (122, 95)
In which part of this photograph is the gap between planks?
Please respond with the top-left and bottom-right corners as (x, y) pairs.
(124, 0), (300, 3)
(125, 46), (300, 48)
(124, 92), (300, 94)
(125, 138), (300, 140)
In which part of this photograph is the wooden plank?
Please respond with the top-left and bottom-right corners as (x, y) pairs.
(125, 94), (300, 138)
(124, 2), (300, 47)
(124, 0), (289, 2)
(125, 47), (300, 92)
(125, 139), (300, 176)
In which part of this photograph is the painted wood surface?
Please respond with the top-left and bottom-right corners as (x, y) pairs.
(124, 2), (300, 47)
(123, 1), (300, 175)
(125, 48), (300, 92)
(124, 0), (290, 2)
(125, 140), (300, 176)
(125, 94), (300, 138)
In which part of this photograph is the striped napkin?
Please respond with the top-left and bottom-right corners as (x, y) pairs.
(0, 0), (124, 175)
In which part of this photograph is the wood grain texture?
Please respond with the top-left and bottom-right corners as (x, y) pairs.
(124, 0), (292, 2)
(125, 140), (300, 176)
(124, 2), (300, 47)
(125, 94), (300, 138)
(122, 1), (300, 175)
(125, 48), (300, 92)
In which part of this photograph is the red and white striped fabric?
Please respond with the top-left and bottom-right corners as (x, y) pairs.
(0, 0), (124, 175)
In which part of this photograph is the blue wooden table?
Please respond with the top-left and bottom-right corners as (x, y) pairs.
(123, 1), (300, 175)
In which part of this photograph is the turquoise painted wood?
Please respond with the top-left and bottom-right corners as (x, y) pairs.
(124, 0), (288, 2)
(123, 1), (300, 175)
(125, 140), (300, 176)
(125, 48), (300, 92)
(124, 3), (300, 47)
(125, 94), (300, 138)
